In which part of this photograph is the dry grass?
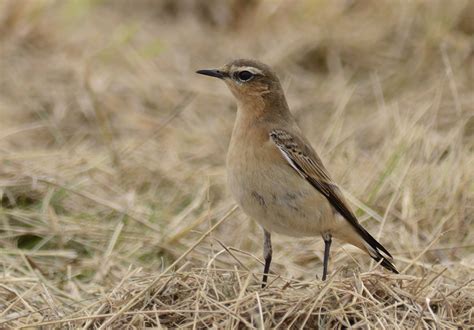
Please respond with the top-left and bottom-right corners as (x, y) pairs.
(0, 0), (473, 328)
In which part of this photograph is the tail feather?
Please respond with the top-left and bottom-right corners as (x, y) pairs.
(334, 214), (399, 274)
(360, 227), (399, 274)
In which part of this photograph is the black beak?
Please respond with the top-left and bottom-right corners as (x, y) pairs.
(196, 69), (226, 79)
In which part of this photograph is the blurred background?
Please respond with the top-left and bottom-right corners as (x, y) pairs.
(0, 0), (473, 326)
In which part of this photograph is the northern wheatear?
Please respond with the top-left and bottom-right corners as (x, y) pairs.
(197, 59), (398, 287)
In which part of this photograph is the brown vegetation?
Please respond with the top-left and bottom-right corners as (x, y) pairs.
(0, 0), (472, 328)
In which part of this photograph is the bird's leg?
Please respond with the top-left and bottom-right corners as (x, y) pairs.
(322, 233), (332, 281)
(262, 229), (272, 288)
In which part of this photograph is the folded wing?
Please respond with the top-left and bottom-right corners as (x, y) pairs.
(270, 129), (398, 273)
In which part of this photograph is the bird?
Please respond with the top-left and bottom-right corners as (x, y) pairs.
(196, 59), (398, 287)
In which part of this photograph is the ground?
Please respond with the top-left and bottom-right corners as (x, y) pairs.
(0, 0), (473, 328)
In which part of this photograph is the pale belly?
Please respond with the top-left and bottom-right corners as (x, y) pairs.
(227, 153), (335, 237)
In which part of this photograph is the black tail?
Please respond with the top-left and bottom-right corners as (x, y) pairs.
(358, 226), (399, 274)
(302, 173), (398, 274)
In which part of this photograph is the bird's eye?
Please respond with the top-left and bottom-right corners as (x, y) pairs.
(237, 70), (254, 82)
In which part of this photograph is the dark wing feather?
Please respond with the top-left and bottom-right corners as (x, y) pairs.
(270, 129), (398, 273)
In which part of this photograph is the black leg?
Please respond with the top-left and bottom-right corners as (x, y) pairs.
(262, 229), (272, 288)
(322, 233), (332, 281)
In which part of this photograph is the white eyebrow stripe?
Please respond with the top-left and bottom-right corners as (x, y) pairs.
(237, 66), (264, 75)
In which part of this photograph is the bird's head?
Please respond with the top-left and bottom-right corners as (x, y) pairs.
(196, 59), (285, 109)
